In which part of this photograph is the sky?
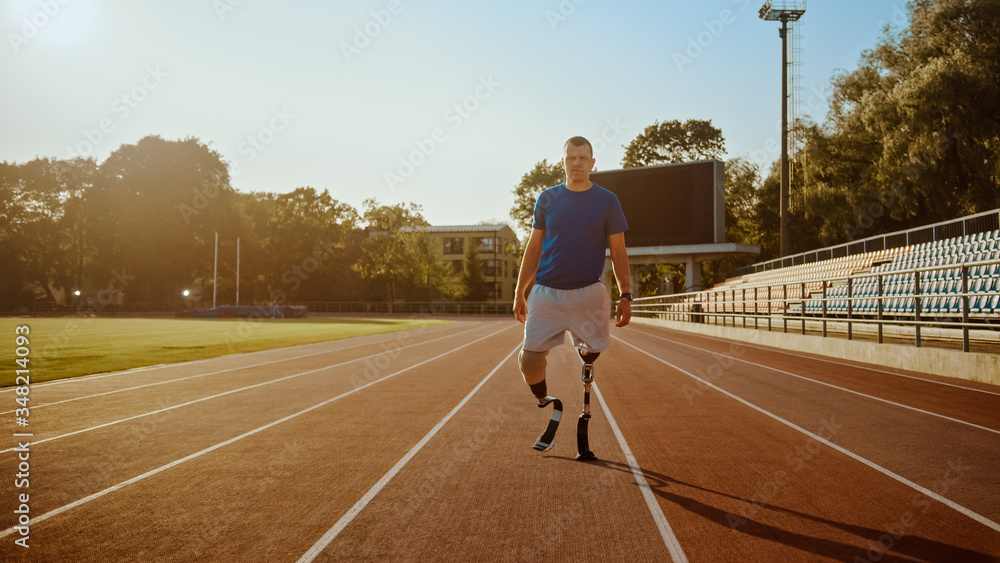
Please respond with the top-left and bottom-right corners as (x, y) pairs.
(2, 0), (910, 230)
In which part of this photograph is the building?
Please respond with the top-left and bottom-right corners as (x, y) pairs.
(424, 224), (519, 301)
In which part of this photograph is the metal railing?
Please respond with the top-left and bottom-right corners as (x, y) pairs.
(632, 257), (1000, 353)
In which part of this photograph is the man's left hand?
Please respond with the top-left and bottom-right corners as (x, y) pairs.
(615, 299), (632, 327)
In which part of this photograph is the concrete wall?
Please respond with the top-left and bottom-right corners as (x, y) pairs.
(631, 317), (1000, 387)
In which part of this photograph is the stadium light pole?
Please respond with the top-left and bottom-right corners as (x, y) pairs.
(213, 232), (218, 309)
(236, 237), (240, 306)
(493, 227), (498, 303)
(759, 1), (805, 257)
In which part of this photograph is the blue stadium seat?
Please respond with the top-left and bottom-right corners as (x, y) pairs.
(981, 294), (999, 315)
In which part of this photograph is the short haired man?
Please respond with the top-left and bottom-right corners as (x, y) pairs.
(513, 136), (632, 455)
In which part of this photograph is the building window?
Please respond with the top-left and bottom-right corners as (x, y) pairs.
(476, 237), (498, 254)
(481, 259), (500, 277)
(443, 237), (463, 255)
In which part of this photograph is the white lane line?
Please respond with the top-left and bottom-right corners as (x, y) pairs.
(296, 343), (522, 563)
(615, 336), (1000, 535)
(0, 325), (488, 454)
(0, 323), (472, 414)
(0, 325), (515, 540)
(628, 329), (1000, 436)
(0, 321), (459, 393)
(635, 326), (1000, 397)
(593, 381), (689, 563)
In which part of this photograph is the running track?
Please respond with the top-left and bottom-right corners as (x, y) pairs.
(1, 319), (998, 562)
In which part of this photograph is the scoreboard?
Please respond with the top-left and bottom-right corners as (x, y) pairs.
(590, 160), (725, 247)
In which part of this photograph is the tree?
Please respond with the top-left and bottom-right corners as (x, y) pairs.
(352, 199), (434, 302)
(461, 242), (488, 301)
(0, 157), (97, 303)
(86, 135), (234, 303)
(237, 187), (360, 305)
(701, 158), (772, 287)
(797, 0), (1000, 241)
(509, 159), (564, 242)
(621, 119), (725, 168)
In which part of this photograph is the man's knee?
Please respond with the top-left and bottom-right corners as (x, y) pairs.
(518, 349), (548, 383)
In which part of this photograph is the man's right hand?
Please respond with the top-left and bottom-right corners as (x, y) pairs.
(513, 295), (527, 324)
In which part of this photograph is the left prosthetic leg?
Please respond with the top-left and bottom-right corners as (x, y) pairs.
(576, 350), (600, 461)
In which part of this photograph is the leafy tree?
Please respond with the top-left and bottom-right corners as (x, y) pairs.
(798, 0), (1000, 241)
(352, 199), (434, 302)
(701, 158), (772, 287)
(0, 157), (97, 303)
(461, 242), (488, 301)
(509, 159), (564, 241)
(236, 187), (360, 305)
(621, 119), (725, 167)
(85, 135), (234, 303)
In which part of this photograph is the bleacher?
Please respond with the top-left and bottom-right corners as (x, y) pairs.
(704, 230), (999, 321)
(818, 231), (1000, 319)
(631, 211), (1000, 352)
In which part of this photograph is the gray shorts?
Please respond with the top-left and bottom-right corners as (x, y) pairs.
(522, 282), (611, 353)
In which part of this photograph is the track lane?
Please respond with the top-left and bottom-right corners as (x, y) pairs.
(602, 332), (1000, 561)
(630, 325), (1000, 420)
(628, 325), (1000, 434)
(0, 322), (520, 561)
(0, 323), (482, 450)
(617, 328), (1000, 524)
(311, 337), (681, 562)
(0, 321), (464, 414)
(0, 323), (510, 551)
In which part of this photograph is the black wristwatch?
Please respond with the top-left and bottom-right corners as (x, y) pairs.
(619, 292), (634, 302)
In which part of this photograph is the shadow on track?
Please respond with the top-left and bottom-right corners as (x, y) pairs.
(549, 456), (994, 563)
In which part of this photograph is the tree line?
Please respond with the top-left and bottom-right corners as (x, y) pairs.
(0, 135), (491, 308)
(510, 0), (999, 295)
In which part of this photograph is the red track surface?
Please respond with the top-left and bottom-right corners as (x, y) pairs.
(1, 319), (998, 562)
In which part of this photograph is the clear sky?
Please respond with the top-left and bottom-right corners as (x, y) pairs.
(2, 0), (908, 228)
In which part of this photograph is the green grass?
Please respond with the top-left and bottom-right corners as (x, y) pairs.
(0, 316), (449, 386)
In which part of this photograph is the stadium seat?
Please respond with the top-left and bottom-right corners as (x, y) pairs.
(981, 294), (999, 315)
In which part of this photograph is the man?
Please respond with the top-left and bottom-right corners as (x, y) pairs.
(512, 135), (632, 455)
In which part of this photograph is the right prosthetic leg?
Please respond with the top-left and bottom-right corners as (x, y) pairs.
(576, 350), (600, 461)
(522, 350), (561, 452)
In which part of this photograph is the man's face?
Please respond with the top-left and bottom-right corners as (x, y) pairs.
(562, 143), (595, 182)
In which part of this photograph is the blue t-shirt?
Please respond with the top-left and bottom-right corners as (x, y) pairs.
(532, 183), (628, 289)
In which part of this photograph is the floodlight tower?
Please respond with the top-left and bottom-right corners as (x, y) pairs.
(759, 0), (805, 257)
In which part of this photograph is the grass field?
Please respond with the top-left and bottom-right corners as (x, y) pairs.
(0, 316), (450, 386)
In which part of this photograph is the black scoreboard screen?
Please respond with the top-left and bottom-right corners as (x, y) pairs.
(590, 160), (725, 247)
